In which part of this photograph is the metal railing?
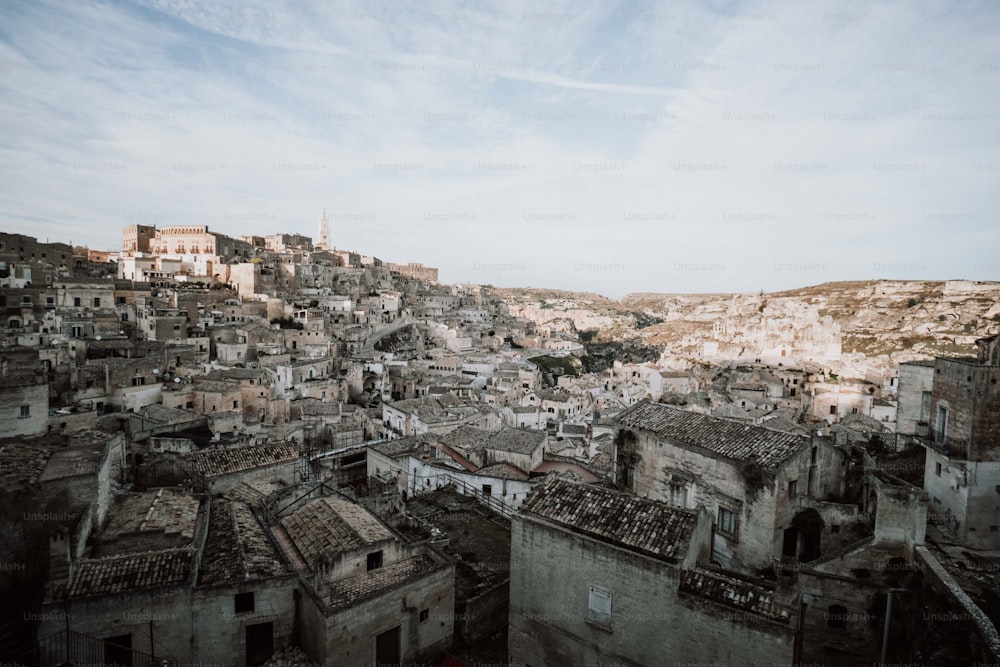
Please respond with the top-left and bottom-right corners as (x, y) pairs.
(16, 629), (173, 667)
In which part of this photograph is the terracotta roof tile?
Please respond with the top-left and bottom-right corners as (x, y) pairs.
(281, 496), (394, 567)
(679, 567), (791, 624)
(616, 400), (805, 469)
(520, 477), (696, 563)
(67, 548), (193, 598)
(188, 440), (298, 478)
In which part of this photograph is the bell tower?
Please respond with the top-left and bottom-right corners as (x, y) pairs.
(317, 209), (330, 250)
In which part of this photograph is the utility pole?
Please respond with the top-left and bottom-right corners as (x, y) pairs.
(880, 587), (908, 666)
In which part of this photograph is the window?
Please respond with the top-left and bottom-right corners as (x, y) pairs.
(131, 376), (145, 386)
(936, 406), (948, 444)
(186, 401), (194, 409)
(367, 550), (383, 571)
(935, 462), (942, 477)
(717, 507), (737, 538)
(587, 585), (612, 628)
(19, 405), (30, 419)
(235, 592), (254, 613)
(93, 298), (100, 307)
(46, 296), (54, 306)
(482, 484), (492, 496)
(74, 297), (81, 307)
(792, 379), (798, 385)
(233, 400), (238, 409)
(851, 407), (858, 415)
(668, 483), (687, 508)
(790, 388), (796, 397)
(827, 605), (847, 629)
(788, 480), (797, 497)
(831, 524), (840, 534)
(419, 609), (429, 623)
(829, 405), (837, 415)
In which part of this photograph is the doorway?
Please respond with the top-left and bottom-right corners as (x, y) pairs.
(246, 621), (273, 666)
(375, 625), (400, 666)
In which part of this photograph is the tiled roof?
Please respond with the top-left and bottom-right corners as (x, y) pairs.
(139, 404), (198, 424)
(487, 428), (545, 454)
(616, 400), (805, 469)
(325, 554), (442, 611)
(281, 496), (394, 567)
(370, 434), (436, 459)
(520, 477), (696, 563)
(438, 425), (492, 451)
(188, 441), (298, 478)
(0, 443), (52, 486)
(476, 462), (530, 481)
(441, 426), (544, 456)
(300, 400), (341, 416)
(222, 479), (285, 506)
(103, 489), (200, 542)
(199, 500), (287, 585)
(679, 567), (791, 624)
(67, 547), (193, 598)
(193, 381), (236, 394)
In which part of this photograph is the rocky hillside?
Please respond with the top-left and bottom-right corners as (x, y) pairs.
(498, 281), (1000, 367)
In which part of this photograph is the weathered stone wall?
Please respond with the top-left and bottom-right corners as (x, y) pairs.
(39, 585), (193, 662)
(317, 560), (454, 666)
(456, 578), (508, 644)
(896, 362), (934, 435)
(508, 516), (794, 666)
(631, 429), (780, 572)
(0, 381), (47, 437)
(191, 576), (298, 665)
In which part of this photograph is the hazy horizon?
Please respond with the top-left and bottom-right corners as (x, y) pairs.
(3, 0), (999, 298)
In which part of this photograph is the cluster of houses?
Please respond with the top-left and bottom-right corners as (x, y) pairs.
(1, 223), (998, 666)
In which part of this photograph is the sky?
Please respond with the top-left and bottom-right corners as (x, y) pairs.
(1, 0), (999, 299)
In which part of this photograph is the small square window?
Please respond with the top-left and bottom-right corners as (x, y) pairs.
(419, 609), (429, 623)
(831, 524), (840, 534)
(73, 297), (81, 307)
(19, 405), (30, 418)
(829, 405), (837, 415)
(234, 592), (254, 613)
(367, 550), (383, 571)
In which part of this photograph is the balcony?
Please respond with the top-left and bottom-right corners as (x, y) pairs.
(917, 433), (968, 460)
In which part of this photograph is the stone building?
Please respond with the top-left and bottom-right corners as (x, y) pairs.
(187, 440), (300, 494)
(615, 400), (847, 572)
(508, 476), (796, 666)
(274, 492), (455, 665)
(918, 334), (1000, 549)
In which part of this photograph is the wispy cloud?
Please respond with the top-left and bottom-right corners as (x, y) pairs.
(1, 0), (998, 296)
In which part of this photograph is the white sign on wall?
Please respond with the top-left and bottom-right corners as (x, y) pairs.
(588, 585), (612, 627)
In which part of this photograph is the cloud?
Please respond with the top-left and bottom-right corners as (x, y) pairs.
(1, 0), (998, 297)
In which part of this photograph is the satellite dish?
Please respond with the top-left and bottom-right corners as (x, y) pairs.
(174, 378), (181, 383)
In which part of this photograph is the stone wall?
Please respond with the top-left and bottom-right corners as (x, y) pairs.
(509, 516), (794, 666)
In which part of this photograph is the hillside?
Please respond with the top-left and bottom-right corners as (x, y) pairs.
(496, 280), (1000, 368)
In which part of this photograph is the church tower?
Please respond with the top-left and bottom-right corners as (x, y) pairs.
(317, 209), (330, 250)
